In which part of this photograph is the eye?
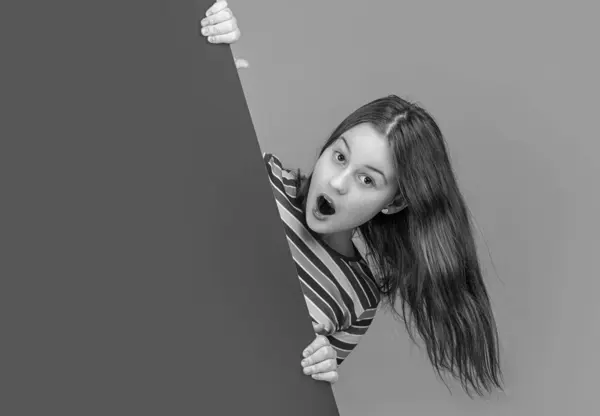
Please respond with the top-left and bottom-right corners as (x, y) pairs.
(359, 175), (375, 187)
(333, 151), (345, 163)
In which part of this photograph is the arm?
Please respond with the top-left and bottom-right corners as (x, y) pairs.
(302, 310), (377, 383)
(328, 314), (375, 366)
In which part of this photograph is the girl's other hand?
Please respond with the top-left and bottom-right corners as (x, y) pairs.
(201, 1), (248, 70)
(300, 322), (339, 384)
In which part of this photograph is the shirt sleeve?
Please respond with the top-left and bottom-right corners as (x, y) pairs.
(327, 310), (377, 366)
(262, 152), (299, 199)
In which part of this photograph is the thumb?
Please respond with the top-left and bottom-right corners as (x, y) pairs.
(234, 57), (249, 69)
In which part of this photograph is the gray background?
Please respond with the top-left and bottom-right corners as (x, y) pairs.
(231, 0), (600, 414)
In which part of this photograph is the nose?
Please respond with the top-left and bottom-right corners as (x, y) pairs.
(328, 171), (349, 195)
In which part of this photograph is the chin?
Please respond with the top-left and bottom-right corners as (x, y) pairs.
(305, 212), (329, 235)
(307, 213), (351, 237)
(304, 212), (321, 233)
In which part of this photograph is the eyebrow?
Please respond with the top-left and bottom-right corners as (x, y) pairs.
(340, 136), (389, 185)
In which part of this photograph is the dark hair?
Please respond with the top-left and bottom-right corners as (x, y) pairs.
(295, 95), (502, 397)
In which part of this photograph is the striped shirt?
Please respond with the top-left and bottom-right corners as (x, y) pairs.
(263, 152), (381, 365)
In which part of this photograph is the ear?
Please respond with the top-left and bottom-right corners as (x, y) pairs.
(381, 196), (407, 215)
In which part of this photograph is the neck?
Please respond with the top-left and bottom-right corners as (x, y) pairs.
(321, 230), (356, 258)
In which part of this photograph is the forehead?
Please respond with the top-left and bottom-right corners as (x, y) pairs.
(335, 123), (396, 175)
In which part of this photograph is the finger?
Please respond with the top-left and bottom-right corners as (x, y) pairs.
(302, 334), (329, 358)
(312, 322), (332, 335)
(201, 18), (237, 37)
(235, 58), (249, 69)
(302, 344), (336, 367)
(206, 0), (228, 16)
(201, 7), (234, 27)
(302, 358), (337, 376)
(206, 28), (241, 44)
(310, 370), (339, 384)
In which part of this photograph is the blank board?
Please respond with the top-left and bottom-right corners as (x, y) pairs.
(0, 1), (340, 414)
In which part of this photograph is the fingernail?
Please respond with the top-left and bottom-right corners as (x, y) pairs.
(303, 350), (309, 357)
(303, 367), (311, 374)
(301, 359), (307, 366)
(208, 36), (214, 42)
(201, 28), (208, 35)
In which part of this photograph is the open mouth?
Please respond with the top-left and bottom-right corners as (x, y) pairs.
(316, 194), (336, 216)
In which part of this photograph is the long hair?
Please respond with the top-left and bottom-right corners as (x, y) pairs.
(295, 95), (502, 397)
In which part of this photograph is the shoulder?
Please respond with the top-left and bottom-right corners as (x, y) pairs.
(354, 258), (382, 306)
(351, 234), (382, 287)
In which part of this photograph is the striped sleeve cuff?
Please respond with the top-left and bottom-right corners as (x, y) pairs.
(327, 316), (374, 366)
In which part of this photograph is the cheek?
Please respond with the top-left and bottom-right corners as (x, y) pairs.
(311, 159), (331, 184)
(347, 193), (385, 219)
(348, 186), (396, 216)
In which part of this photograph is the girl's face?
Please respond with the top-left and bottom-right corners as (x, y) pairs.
(305, 123), (401, 237)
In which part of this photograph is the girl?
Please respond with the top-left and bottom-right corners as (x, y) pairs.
(200, 1), (503, 396)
